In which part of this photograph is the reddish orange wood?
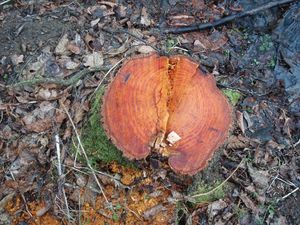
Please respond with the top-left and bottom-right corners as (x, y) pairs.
(102, 54), (231, 175)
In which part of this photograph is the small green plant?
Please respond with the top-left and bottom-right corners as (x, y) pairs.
(253, 58), (260, 65)
(222, 89), (241, 106)
(258, 201), (277, 224)
(259, 35), (272, 52)
(112, 213), (119, 222)
(3, 74), (8, 81)
(267, 57), (276, 69)
(234, 205), (247, 220)
(224, 49), (231, 57)
(166, 38), (179, 52)
(74, 87), (133, 167)
(114, 203), (122, 210)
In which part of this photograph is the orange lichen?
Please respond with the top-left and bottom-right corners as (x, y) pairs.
(103, 54), (231, 175)
(5, 197), (62, 225)
(81, 184), (174, 225)
(110, 162), (142, 185)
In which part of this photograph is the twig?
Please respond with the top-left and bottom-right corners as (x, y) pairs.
(55, 135), (62, 176)
(8, 67), (109, 88)
(102, 27), (161, 53)
(55, 134), (71, 221)
(267, 173), (279, 192)
(0, 0), (12, 6)
(275, 177), (297, 187)
(125, 205), (143, 221)
(293, 138), (300, 148)
(164, 0), (297, 34)
(90, 58), (124, 98)
(65, 164), (130, 189)
(9, 170), (33, 217)
(282, 187), (299, 200)
(186, 159), (245, 201)
(62, 104), (109, 203)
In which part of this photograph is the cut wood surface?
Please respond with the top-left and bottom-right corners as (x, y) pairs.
(102, 54), (231, 175)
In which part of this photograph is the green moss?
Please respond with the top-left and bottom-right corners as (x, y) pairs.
(74, 87), (133, 167)
(233, 205), (247, 220)
(222, 89), (241, 106)
(188, 180), (226, 204)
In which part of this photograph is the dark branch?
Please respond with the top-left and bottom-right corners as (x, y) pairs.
(163, 0), (298, 34)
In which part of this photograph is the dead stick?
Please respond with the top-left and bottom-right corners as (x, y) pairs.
(62, 104), (109, 203)
(186, 159), (245, 202)
(164, 0), (297, 34)
(8, 67), (109, 88)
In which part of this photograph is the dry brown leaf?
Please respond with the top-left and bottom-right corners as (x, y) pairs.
(207, 199), (227, 220)
(65, 61), (79, 70)
(140, 7), (151, 26)
(11, 54), (24, 65)
(247, 163), (269, 192)
(67, 42), (81, 55)
(36, 88), (58, 100)
(55, 109), (66, 124)
(55, 34), (69, 55)
(240, 192), (259, 214)
(137, 45), (155, 54)
(143, 204), (166, 219)
(25, 118), (52, 132)
(83, 52), (103, 68)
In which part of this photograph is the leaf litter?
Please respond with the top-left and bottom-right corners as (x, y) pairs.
(0, 0), (299, 224)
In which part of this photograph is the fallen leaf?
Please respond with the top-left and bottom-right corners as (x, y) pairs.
(207, 199), (227, 220)
(67, 42), (81, 55)
(73, 102), (87, 124)
(91, 18), (100, 27)
(247, 163), (269, 192)
(239, 192), (259, 214)
(55, 109), (66, 124)
(143, 204), (166, 219)
(36, 88), (58, 100)
(65, 61), (79, 70)
(137, 45), (155, 54)
(140, 7), (151, 26)
(83, 52), (103, 68)
(236, 110), (246, 134)
(25, 118), (52, 132)
(11, 54), (24, 65)
(55, 34), (69, 55)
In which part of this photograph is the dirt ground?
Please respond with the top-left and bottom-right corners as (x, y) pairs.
(0, 0), (299, 225)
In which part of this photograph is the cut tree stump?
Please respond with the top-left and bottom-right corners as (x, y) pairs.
(102, 54), (231, 175)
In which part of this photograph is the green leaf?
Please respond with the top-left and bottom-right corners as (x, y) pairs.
(115, 203), (122, 210)
(112, 213), (119, 221)
(222, 89), (241, 106)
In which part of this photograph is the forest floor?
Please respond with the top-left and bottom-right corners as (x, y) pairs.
(0, 0), (299, 225)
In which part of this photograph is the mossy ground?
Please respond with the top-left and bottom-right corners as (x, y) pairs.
(73, 87), (133, 167)
(187, 180), (227, 204)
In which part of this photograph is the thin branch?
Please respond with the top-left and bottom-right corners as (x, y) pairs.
(186, 159), (245, 202)
(55, 134), (71, 221)
(164, 0), (297, 34)
(55, 135), (62, 176)
(102, 27), (161, 53)
(125, 205), (143, 221)
(0, 0), (12, 6)
(8, 67), (109, 88)
(91, 58), (124, 98)
(62, 104), (109, 203)
(282, 187), (299, 200)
